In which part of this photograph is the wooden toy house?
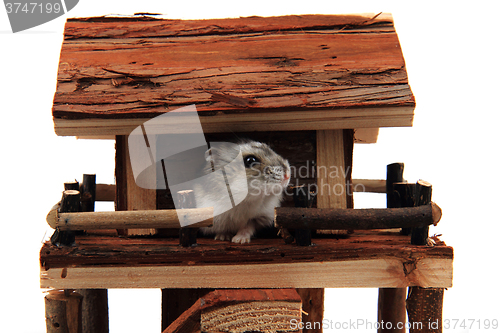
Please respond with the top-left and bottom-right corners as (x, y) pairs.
(41, 14), (453, 333)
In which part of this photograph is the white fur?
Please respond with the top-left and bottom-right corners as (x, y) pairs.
(194, 141), (290, 243)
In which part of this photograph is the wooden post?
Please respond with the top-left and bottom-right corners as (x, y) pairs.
(293, 185), (315, 246)
(50, 190), (80, 247)
(76, 174), (109, 333)
(412, 180), (432, 245)
(406, 288), (444, 333)
(115, 135), (157, 236)
(45, 290), (83, 333)
(64, 181), (80, 191)
(80, 174), (96, 213)
(162, 191), (204, 330)
(378, 163), (407, 333)
(407, 180), (444, 333)
(296, 129), (353, 333)
(177, 190), (198, 247)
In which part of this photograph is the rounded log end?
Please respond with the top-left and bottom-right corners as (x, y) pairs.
(46, 203), (60, 229)
(431, 202), (442, 226)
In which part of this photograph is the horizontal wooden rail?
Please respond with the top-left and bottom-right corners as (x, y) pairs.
(352, 179), (386, 193)
(92, 179), (387, 204)
(275, 203), (442, 230)
(46, 206), (213, 230)
(95, 184), (115, 201)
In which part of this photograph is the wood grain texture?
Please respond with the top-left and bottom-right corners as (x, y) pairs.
(52, 14), (415, 137)
(200, 289), (302, 333)
(40, 231), (453, 289)
(115, 135), (157, 236)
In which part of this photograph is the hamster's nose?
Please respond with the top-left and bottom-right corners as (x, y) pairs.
(284, 172), (290, 180)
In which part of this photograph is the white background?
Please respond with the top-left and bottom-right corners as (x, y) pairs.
(1, 1), (499, 332)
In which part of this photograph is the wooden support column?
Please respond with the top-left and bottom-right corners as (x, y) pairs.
(378, 163), (406, 333)
(293, 184), (315, 246)
(76, 174), (109, 333)
(45, 290), (83, 333)
(115, 135), (157, 236)
(406, 181), (444, 333)
(177, 190), (198, 247)
(296, 129), (352, 333)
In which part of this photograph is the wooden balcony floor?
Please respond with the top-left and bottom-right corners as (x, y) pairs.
(40, 230), (452, 289)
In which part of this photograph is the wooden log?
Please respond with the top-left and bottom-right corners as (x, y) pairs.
(50, 190), (80, 246)
(393, 182), (416, 236)
(378, 288), (406, 333)
(45, 290), (83, 333)
(72, 175), (109, 333)
(378, 163), (407, 333)
(64, 181), (80, 191)
(80, 174), (96, 213)
(413, 180), (432, 246)
(292, 185), (315, 246)
(74, 289), (108, 333)
(201, 289), (302, 333)
(177, 190), (198, 247)
(406, 288), (444, 333)
(164, 289), (302, 333)
(386, 163), (404, 208)
(46, 207), (214, 230)
(406, 180), (444, 333)
(275, 204), (442, 230)
(344, 129), (354, 209)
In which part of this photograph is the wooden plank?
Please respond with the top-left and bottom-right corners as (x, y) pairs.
(63, 13), (396, 39)
(40, 257), (453, 290)
(40, 233), (452, 269)
(52, 14), (415, 137)
(39, 233), (453, 293)
(95, 184), (115, 202)
(53, 107), (413, 137)
(316, 130), (347, 210)
(115, 135), (157, 236)
(77, 128), (378, 142)
(91, 178), (386, 206)
(353, 179), (386, 193)
(354, 128), (379, 143)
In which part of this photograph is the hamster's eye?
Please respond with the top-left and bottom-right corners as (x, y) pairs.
(244, 155), (260, 168)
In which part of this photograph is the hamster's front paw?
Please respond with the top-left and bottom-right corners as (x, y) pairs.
(232, 234), (251, 244)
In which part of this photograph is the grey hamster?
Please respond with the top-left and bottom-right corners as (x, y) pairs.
(193, 140), (290, 243)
